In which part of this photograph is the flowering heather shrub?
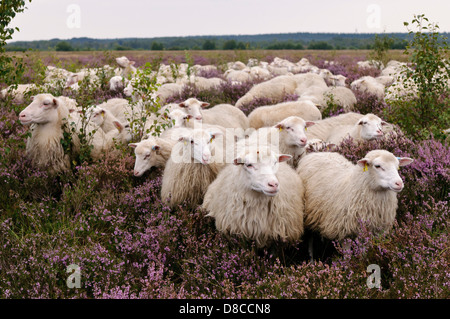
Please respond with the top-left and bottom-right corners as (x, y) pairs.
(165, 79), (256, 106)
(195, 67), (224, 79)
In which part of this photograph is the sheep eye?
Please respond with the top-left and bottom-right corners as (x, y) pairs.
(246, 164), (253, 168)
(374, 165), (381, 169)
(190, 140), (194, 144)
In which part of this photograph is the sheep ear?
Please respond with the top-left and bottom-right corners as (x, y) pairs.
(357, 158), (370, 168)
(305, 121), (315, 128)
(357, 119), (366, 125)
(200, 102), (210, 108)
(52, 98), (59, 108)
(178, 102), (187, 108)
(278, 154), (292, 163)
(113, 121), (124, 133)
(129, 143), (138, 148)
(381, 121), (389, 126)
(130, 61), (136, 66)
(274, 123), (284, 130)
(209, 131), (222, 140)
(397, 157), (414, 167)
(233, 157), (244, 165)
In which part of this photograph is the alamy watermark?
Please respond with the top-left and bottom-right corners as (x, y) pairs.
(66, 264), (81, 289)
(366, 264), (381, 289)
(66, 4), (81, 29)
(366, 4), (381, 30)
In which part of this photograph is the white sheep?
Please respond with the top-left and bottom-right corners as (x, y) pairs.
(227, 61), (247, 70)
(96, 98), (140, 124)
(18, 94), (75, 172)
(85, 106), (132, 143)
(235, 75), (298, 109)
(325, 113), (388, 145)
(375, 75), (395, 87)
(202, 145), (305, 247)
(18, 94), (121, 172)
(245, 116), (315, 168)
(351, 76), (385, 100)
(184, 76), (226, 91)
(357, 60), (384, 70)
(167, 108), (193, 128)
(249, 66), (272, 81)
(304, 112), (364, 141)
(224, 69), (253, 83)
(297, 150), (413, 241)
(44, 66), (71, 83)
(65, 68), (99, 89)
(178, 98), (249, 130)
(153, 82), (184, 103)
(293, 73), (328, 96)
(323, 86), (357, 112)
(298, 85), (356, 112)
(1, 84), (37, 104)
(115, 56), (137, 78)
(129, 136), (176, 176)
(248, 100), (322, 129)
(109, 75), (126, 92)
(160, 128), (224, 208)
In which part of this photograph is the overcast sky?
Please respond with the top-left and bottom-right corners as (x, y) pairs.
(8, 0), (450, 42)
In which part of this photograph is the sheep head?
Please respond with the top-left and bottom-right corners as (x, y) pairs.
(19, 94), (62, 126)
(357, 150), (413, 192)
(233, 146), (291, 197)
(274, 116), (315, 148)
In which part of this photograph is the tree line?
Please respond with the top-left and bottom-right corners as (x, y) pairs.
(5, 32), (433, 52)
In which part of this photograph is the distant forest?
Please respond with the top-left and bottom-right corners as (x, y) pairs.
(7, 32), (446, 51)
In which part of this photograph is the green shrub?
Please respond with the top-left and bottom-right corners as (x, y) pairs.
(386, 14), (450, 140)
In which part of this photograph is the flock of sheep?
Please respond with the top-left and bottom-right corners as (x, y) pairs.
(7, 54), (416, 256)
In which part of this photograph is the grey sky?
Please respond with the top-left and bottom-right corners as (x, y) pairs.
(8, 0), (450, 42)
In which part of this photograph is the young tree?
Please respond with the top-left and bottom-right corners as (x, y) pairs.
(0, 0), (32, 84)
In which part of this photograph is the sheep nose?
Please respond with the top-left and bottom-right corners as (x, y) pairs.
(300, 137), (307, 144)
(19, 113), (26, 118)
(134, 170), (140, 176)
(395, 181), (403, 187)
(268, 181), (279, 188)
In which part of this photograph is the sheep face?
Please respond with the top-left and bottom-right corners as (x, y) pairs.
(86, 107), (105, 126)
(274, 116), (315, 148)
(357, 150), (413, 192)
(129, 139), (160, 176)
(19, 94), (60, 126)
(234, 148), (292, 197)
(177, 129), (221, 165)
(178, 98), (209, 121)
(357, 114), (388, 140)
(168, 109), (192, 128)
